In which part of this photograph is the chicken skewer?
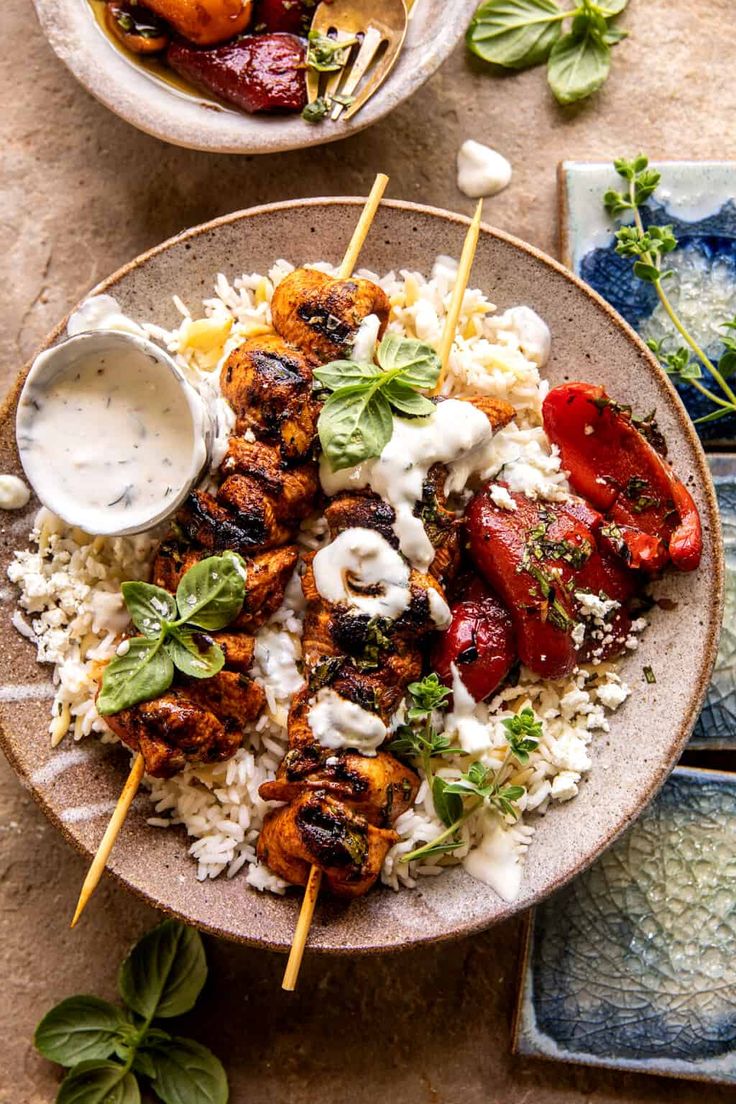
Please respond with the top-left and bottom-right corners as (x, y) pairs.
(71, 173), (390, 926)
(278, 199), (488, 989)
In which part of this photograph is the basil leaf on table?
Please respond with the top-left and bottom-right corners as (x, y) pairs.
(97, 639), (174, 716)
(145, 1038), (229, 1104)
(175, 552), (246, 631)
(121, 581), (177, 637)
(466, 0), (564, 69)
(547, 26), (611, 104)
(118, 920), (207, 1020)
(165, 627), (225, 680)
(432, 777), (463, 828)
(382, 380), (437, 418)
(313, 358), (382, 392)
(35, 996), (129, 1067)
(57, 1061), (140, 1104)
(377, 334), (441, 389)
(318, 385), (394, 471)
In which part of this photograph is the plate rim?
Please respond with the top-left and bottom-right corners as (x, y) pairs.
(0, 197), (724, 953)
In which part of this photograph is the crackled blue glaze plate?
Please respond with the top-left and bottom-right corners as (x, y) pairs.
(559, 160), (736, 447)
(514, 767), (736, 1085)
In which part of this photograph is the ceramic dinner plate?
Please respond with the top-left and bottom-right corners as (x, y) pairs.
(0, 199), (723, 952)
(31, 0), (477, 154)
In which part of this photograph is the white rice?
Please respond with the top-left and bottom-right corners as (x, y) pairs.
(8, 258), (643, 901)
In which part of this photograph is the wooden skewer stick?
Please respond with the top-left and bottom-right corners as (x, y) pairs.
(282, 173), (389, 991)
(432, 198), (484, 395)
(70, 752), (145, 927)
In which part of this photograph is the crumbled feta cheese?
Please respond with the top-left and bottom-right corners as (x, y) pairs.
(489, 484), (517, 511)
(551, 771), (580, 802)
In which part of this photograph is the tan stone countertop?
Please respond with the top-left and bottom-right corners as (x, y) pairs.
(2, 1), (735, 1100)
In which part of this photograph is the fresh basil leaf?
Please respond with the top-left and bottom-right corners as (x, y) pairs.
(165, 628), (225, 680)
(383, 381), (437, 418)
(97, 639), (174, 716)
(118, 921), (207, 1020)
(466, 0), (564, 70)
(35, 996), (128, 1067)
(121, 582), (177, 637)
(145, 1037), (228, 1104)
(175, 552), (246, 631)
(57, 1061), (140, 1104)
(318, 385), (393, 472)
(377, 334), (441, 389)
(313, 359), (381, 392)
(432, 777), (463, 828)
(132, 1050), (157, 1080)
(547, 28), (611, 104)
(598, 0), (628, 13)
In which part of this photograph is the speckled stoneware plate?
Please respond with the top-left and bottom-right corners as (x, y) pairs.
(0, 199), (724, 953)
(31, 0), (477, 154)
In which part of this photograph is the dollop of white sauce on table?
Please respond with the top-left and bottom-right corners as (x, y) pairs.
(313, 527), (410, 620)
(320, 400), (495, 571)
(457, 140), (512, 199)
(17, 342), (200, 533)
(67, 295), (146, 338)
(0, 474), (30, 510)
(308, 688), (387, 755)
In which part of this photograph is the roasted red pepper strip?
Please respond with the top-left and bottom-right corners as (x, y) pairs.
(431, 579), (516, 702)
(466, 487), (639, 679)
(542, 382), (702, 572)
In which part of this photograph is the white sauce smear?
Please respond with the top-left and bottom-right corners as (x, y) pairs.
(313, 527), (410, 621)
(308, 687), (387, 756)
(320, 400), (495, 571)
(457, 140), (512, 199)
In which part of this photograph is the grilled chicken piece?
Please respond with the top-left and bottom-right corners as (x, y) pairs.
(181, 669), (265, 728)
(219, 438), (319, 525)
(153, 542), (298, 632)
(203, 631), (255, 673)
(180, 486), (295, 554)
(105, 691), (240, 778)
(143, 0), (253, 46)
(261, 747), (419, 827)
(271, 268), (391, 363)
(466, 394), (516, 430)
(257, 790), (397, 897)
(221, 334), (317, 460)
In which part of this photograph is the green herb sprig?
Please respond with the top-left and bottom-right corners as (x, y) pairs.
(466, 0), (628, 105)
(604, 156), (736, 426)
(400, 704), (542, 864)
(315, 334), (440, 472)
(35, 920), (228, 1104)
(98, 552), (246, 716)
(306, 30), (358, 72)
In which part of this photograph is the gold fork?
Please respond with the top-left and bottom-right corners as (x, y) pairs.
(306, 0), (413, 122)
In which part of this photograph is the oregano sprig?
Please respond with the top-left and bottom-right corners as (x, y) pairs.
(400, 704), (542, 864)
(35, 920), (228, 1104)
(603, 155), (736, 426)
(97, 552), (246, 716)
(315, 333), (440, 472)
(466, 0), (629, 106)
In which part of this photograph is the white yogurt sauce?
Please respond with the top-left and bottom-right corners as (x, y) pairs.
(428, 586), (452, 629)
(313, 527), (411, 621)
(320, 400), (495, 571)
(463, 810), (524, 901)
(17, 334), (206, 534)
(67, 295), (146, 338)
(350, 313), (382, 362)
(457, 140), (512, 199)
(308, 687), (387, 755)
(0, 474), (31, 510)
(446, 663), (492, 755)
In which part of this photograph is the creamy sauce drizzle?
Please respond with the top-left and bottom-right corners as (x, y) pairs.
(320, 400), (495, 571)
(463, 810), (524, 902)
(18, 337), (204, 534)
(312, 528), (411, 620)
(308, 688), (387, 756)
(67, 295), (146, 338)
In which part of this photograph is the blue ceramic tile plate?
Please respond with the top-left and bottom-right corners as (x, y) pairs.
(559, 160), (736, 446)
(513, 767), (736, 1084)
(691, 456), (736, 747)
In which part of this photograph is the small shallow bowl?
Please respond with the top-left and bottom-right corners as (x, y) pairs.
(31, 0), (478, 154)
(17, 330), (212, 536)
(0, 199), (723, 953)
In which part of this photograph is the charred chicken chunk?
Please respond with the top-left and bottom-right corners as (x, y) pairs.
(257, 790), (398, 897)
(271, 268), (391, 363)
(220, 334), (317, 460)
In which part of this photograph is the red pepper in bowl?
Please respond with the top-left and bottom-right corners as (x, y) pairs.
(431, 578), (516, 703)
(542, 382), (702, 572)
